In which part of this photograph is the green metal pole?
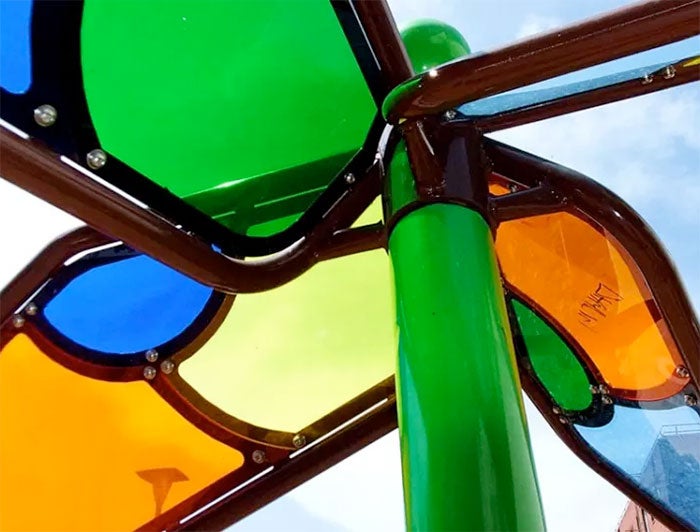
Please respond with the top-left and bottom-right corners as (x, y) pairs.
(387, 141), (545, 530)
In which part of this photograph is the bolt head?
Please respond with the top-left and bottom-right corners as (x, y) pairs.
(552, 406), (561, 414)
(558, 416), (568, 424)
(443, 109), (457, 121)
(344, 173), (356, 185)
(25, 302), (39, 316)
(684, 394), (698, 407)
(160, 359), (175, 375)
(12, 314), (25, 328)
(86, 149), (107, 170)
(34, 104), (57, 127)
(641, 73), (653, 85)
(601, 395), (613, 405)
(597, 384), (609, 395)
(292, 434), (306, 449)
(663, 66), (676, 80)
(143, 366), (157, 380)
(252, 450), (266, 464)
(675, 366), (690, 379)
(145, 349), (159, 363)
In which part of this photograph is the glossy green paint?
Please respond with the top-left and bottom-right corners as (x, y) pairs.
(383, 21), (470, 119)
(512, 300), (592, 411)
(389, 205), (545, 531)
(81, 0), (375, 236)
(401, 20), (471, 73)
(383, 140), (418, 220)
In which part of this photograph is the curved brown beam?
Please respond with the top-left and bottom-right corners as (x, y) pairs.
(0, 127), (384, 294)
(384, 0), (700, 122)
(0, 225), (112, 324)
(475, 58), (700, 133)
(178, 399), (397, 531)
(486, 138), (700, 393)
(518, 369), (690, 532)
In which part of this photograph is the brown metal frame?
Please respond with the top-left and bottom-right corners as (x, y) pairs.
(2, 0), (699, 529)
(0, 127), (386, 294)
(0, 229), (399, 530)
(486, 138), (700, 387)
(383, 0), (700, 122)
(486, 139), (699, 532)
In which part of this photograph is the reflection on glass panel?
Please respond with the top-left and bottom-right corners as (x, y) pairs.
(179, 247), (394, 433)
(43, 254), (213, 354)
(576, 405), (700, 529)
(0, 334), (244, 531)
(81, 0), (375, 237)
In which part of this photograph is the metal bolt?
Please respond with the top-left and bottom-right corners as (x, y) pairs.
(684, 394), (698, 407)
(86, 149), (107, 170)
(25, 302), (39, 316)
(508, 183), (519, 193)
(145, 349), (159, 363)
(34, 104), (57, 127)
(251, 450), (266, 464)
(12, 314), (25, 328)
(597, 384), (609, 395)
(292, 434), (306, 449)
(601, 395), (613, 405)
(558, 416), (568, 424)
(344, 172), (356, 185)
(675, 365), (690, 379)
(160, 359), (175, 375)
(443, 109), (457, 121)
(143, 366), (157, 380)
(552, 406), (561, 414)
(662, 65), (676, 80)
(641, 73), (653, 85)
(589, 384), (599, 394)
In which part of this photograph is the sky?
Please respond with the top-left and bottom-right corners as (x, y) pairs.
(0, 1), (698, 531)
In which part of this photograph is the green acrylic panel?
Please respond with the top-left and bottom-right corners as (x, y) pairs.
(81, 0), (375, 235)
(512, 299), (592, 411)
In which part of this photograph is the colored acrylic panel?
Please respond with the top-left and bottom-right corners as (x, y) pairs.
(81, 0), (375, 235)
(0, 0), (32, 94)
(459, 36), (700, 117)
(43, 254), (213, 354)
(511, 299), (592, 411)
(496, 211), (686, 400)
(576, 405), (700, 530)
(0, 334), (244, 531)
(179, 247), (394, 434)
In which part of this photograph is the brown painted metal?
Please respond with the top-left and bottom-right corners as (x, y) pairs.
(489, 184), (566, 222)
(485, 138), (700, 388)
(475, 58), (700, 133)
(177, 398), (397, 531)
(0, 226), (112, 324)
(0, 222), (392, 451)
(519, 370), (689, 532)
(351, 0), (414, 88)
(385, 0), (700, 122)
(0, 128), (383, 294)
(385, 119), (492, 236)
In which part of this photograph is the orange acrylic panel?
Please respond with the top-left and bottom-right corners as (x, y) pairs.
(0, 334), (244, 532)
(495, 210), (688, 400)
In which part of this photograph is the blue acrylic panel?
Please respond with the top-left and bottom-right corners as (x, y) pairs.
(43, 255), (213, 354)
(576, 405), (700, 529)
(460, 36), (700, 118)
(0, 0), (33, 94)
